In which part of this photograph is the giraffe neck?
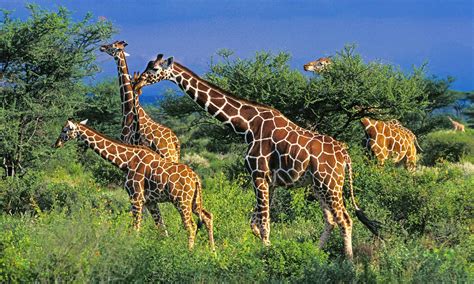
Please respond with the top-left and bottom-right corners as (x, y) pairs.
(168, 62), (270, 135)
(76, 124), (130, 170)
(114, 52), (138, 142)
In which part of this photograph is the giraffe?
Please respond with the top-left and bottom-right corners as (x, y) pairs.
(132, 54), (381, 259)
(361, 117), (420, 171)
(54, 119), (214, 251)
(100, 41), (181, 163)
(448, 116), (465, 132)
(303, 57), (332, 73)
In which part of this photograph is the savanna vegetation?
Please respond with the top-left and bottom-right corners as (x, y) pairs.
(1, 6), (473, 282)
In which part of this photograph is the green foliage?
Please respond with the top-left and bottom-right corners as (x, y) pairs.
(421, 129), (474, 165)
(1, 148), (472, 282)
(462, 91), (474, 128)
(0, 5), (114, 176)
(76, 78), (122, 139)
(160, 46), (443, 147)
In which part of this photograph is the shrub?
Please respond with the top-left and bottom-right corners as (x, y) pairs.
(421, 129), (474, 165)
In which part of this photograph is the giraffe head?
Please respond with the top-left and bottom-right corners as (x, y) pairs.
(54, 119), (88, 148)
(303, 57), (332, 73)
(99, 40), (130, 58)
(133, 54), (174, 95)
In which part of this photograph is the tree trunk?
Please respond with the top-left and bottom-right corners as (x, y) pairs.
(2, 155), (15, 177)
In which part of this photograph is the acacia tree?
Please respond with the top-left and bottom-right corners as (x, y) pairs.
(160, 46), (434, 147)
(0, 5), (114, 177)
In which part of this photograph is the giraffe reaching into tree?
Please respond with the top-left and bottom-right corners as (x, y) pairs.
(303, 57), (332, 73)
(54, 119), (214, 251)
(133, 54), (381, 259)
(100, 41), (181, 163)
(448, 116), (465, 132)
(361, 117), (421, 171)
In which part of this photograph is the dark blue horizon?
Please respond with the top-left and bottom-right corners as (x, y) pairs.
(3, 0), (473, 101)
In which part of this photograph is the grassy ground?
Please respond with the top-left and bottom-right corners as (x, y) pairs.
(1, 146), (473, 282)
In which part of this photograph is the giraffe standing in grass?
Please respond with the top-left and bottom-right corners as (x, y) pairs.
(361, 117), (421, 171)
(133, 54), (380, 259)
(54, 119), (214, 251)
(448, 117), (465, 132)
(100, 41), (180, 162)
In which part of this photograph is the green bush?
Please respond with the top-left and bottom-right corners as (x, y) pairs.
(421, 129), (474, 165)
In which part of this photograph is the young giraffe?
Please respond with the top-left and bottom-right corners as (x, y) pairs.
(448, 116), (465, 132)
(361, 117), (420, 171)
(54, 119), (214, 251)
(303, 57), (332, 73)
(100, 41), (181, 163)
(133, 54), (380, 259)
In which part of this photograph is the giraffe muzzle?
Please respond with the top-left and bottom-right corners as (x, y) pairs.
(53, 138), (63, 148)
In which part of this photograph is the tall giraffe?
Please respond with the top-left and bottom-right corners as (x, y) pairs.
(303, 57), (332, 73)
(133, 54), (380, 259)
(54, 119), (214, 250)
(361, 117), (420, 171)
(100, 41), (180, 162)
(448, 116), (465, 132)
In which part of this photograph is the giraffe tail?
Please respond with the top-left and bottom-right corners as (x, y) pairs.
(194, 175), (204, 229)
(414, 136), (423, 152)
(345, 152), (383, 239)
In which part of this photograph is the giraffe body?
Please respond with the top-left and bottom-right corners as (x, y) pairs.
(448, 117), (465, 132)
(133, 55), (380, 259)
(361, 117), (419, 171)
(54, 120), (214, 250)
(100, 41), (180, 162)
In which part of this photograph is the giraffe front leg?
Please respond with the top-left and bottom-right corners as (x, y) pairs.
(147, 202), (169, 237)
(253, 176), (271, 246)
(125, 177), (145, 230)
(250, 205), (262, 239)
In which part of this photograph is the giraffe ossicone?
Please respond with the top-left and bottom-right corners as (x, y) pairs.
(54, 119), (215, 251)
(133, 53), (381, 259)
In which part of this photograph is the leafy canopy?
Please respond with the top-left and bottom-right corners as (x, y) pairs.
(0, 5), (114, 176)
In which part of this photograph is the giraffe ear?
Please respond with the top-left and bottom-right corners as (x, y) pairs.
(79, 119), (88, 125)
(121, 41), (128, 47)
(161, 56), (174, 68)
(123, 52), (130, 57)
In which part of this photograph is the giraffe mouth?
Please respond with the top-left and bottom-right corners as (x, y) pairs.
(133, 81), (145, 95)
(53, 138), (63, 148)
(99, 46), (107, 52)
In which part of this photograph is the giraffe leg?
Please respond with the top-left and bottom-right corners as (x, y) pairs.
(252, 176), (271, 246)
(178, 202), (197, 250)
(250, 206), (262, 239)
(125, 176), (145, 230)
(194, 207), (215, 251)
(146, 202), (169, 237)
(318, 202), (336, 249)
(330, 202), (354, 260)
(192, 187), (215, 251)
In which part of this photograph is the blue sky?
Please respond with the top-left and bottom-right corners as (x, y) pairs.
(3, 0), (473, 99)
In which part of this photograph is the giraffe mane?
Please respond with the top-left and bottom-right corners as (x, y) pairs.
(77, 123), (151, 151)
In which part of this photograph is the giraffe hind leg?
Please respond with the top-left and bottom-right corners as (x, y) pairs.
(191, 187), (215, 251)
(146, 202), (169, 237)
